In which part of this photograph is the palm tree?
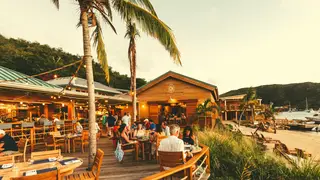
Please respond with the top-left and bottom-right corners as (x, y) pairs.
(125, 20), (139, 123)
(50, 0), (181, 166)
(239, 87), (259, 126)
(196, 99), (220, 128)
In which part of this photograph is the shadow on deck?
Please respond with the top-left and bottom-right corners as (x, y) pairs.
(62, 137), (159, 180)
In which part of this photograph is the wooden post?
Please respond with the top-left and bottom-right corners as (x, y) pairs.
(235, 111), (238, 121)
(44, 105), (49, 118)
(224, 111), (227, 121)
(30, 128), (34, 152)
(206, 149), (210, 173)
(188, 166), (193, 180)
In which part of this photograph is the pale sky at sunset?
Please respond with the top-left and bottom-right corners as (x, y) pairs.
(1, 0), (320, 93)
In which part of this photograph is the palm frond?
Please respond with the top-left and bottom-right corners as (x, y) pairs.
(92, 20), (110, 83)
(95, 0), (113, 20)
(128, 0), (158, 16)
(51, 0), (59, 9)
(112, 0), (181, 65)
(92, 2), (117, 34)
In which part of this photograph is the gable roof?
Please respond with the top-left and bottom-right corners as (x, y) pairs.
(0, 66), (60, 89)
(47, 77), (121, 94)
(137, 71), (219, 100)
(220, 94), (246, 101)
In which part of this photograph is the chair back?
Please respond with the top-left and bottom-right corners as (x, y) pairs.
(10, 169), (60, 180)
(44, 121), (53, 126)
(17, 138), (29, 162)
(0, 155), (14, 164)
(91, 149), (104, 179)
(280, 143), (290, 153)
(22, 122), (34, 128)
(0, 123), (13, 136)
(82, 130), (89, 141)
(296, 148), (305, 158)
(158, 151), (185, 171)
(31, 149), (61, 161)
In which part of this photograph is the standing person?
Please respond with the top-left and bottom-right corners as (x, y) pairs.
(122, 113), (130, 127)
(38, 114), (48, 125)
(102, 113), (108, 134)
(75, 122), (83, 134)
(113, 113), (119, 121)
(107, 113), (116, 136)
(0, 129), (18, 155)
(143, 119), (150, 130)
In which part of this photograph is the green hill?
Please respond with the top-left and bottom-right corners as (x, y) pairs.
(0, 34), (146, 90)
(221, 82), (320, 109)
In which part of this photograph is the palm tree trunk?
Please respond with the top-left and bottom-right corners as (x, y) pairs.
(132, 53), (137, 123)
(80, 8), (96, 167)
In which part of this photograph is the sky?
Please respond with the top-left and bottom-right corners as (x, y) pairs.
(1, 0), (320, 93)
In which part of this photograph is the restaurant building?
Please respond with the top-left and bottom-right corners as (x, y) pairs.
(136, 71), (219, 124)
(0, 66), (130, 122)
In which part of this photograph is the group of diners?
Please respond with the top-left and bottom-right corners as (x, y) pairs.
(100, 109), (196, 161)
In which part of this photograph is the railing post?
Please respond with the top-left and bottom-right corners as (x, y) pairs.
(206, 149), (210, 173)
(188, 166), (193, 180)
(30, 128), (34, 152)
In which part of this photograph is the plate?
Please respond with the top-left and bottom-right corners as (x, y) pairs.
(1, 163), (13, 169)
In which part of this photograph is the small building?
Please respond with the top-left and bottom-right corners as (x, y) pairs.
(220, 94), (262, 121)
(136, 71), (219, 124)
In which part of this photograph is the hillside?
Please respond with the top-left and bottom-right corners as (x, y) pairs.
(221, 82), (320, 109)
(0, 34), (146, 90)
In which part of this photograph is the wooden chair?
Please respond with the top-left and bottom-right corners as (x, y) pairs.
(260, 134), (280, 144)
(0, 155), (14, 164)
(12, 138), (28, 162)
(31, 149), (61, 161)
(10, 169), (60, 180)
(73, 130), (89, 153)
(158, 151), (185, 171)
(64, 149), (104, 180)
(295, 148), (312, 159)
(44, 134), (66, 151)
(120, 141), (139, 161)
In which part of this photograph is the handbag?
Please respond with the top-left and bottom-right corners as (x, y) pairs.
(114, 140), (124, 162)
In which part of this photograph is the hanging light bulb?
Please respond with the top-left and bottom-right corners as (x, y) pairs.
(58, 96), (61, 99)
(42, 103), (45, 106)
(83, 65), (86, 68)
(53, 74), (58, 78)
(20, 102), (23, 105)
(62, 103), (65, 107)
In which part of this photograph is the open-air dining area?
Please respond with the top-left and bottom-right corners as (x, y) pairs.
(0, 119), (211, 180)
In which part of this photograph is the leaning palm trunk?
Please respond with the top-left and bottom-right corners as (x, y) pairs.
(80, 8), (96, 167)
(132, 42), (137, 123)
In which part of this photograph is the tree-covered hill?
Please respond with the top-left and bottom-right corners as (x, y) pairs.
(0, 34), (146, 90)
(221, 82), (320, 109)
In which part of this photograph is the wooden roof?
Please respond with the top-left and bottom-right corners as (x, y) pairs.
(137, 71), (219, 100)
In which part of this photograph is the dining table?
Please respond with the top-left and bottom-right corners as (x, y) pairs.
(0, 157), (83, 179)
(184, 144), (202, 154)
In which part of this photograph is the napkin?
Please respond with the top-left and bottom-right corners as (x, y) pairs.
(48, 157), (57, 162)
(1, 163), (13, 169)
(25, 170), (37, 176)
(64, 159), (81, 165)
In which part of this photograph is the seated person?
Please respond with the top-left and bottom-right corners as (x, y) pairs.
(0, 129), (18, 155)
(161, 121), (170, 136)
(118, 124), (137, 150)
(75, 122), (83, 134)
(182, 126), (195, 145)
(158, 124), (192, 169)
(112, 120), (122, 148)
(143, 119), (150, 130)
(149, 120), (156, 131)
(38, 114), (49, 125)
(134, 123), (145, 138)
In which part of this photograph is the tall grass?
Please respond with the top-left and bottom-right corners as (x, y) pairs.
(198, 129), (320, 180)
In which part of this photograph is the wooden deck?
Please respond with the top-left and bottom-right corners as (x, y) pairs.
(62, 137), (159, 180)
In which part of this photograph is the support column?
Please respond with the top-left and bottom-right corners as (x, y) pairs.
(224, 111), (227, 121)
(68, 103), (75, 120)
(235, 111), (238, 120)
(44, 105), (49, 118)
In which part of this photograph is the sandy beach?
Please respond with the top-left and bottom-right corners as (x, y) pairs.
(224, 121), (320, 160)
(238, 125), (320, 160)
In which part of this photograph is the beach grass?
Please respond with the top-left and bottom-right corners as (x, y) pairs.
(198, 129), (320, 180)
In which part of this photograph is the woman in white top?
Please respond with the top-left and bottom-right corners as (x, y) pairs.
(134, 123), (145, 138)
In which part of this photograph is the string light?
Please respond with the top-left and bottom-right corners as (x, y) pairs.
(53, 74), (58, 78)
(62, 103), (65, 107)
(20, 102), (23, 105)
(58, 96), (61, 99)
(42, 103), (45, 105)
(83, 65), (86, 68)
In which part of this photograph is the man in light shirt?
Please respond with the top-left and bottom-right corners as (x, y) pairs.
(161, 121), (170, 137)
(122, 112), (130, 127)
(158, 124), (185, 154)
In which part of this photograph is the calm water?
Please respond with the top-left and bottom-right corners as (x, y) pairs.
(275, 111), (316, 120)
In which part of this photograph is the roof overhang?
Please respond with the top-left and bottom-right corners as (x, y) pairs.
(137, 71), (219, 101)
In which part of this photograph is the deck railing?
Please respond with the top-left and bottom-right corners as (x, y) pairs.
(142, 144), (211, 180)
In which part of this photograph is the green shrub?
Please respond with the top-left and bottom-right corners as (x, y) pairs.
(198, 130), (320, 180)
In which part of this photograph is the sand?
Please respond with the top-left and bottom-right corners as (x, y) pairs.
(225, 121), (320, 160)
